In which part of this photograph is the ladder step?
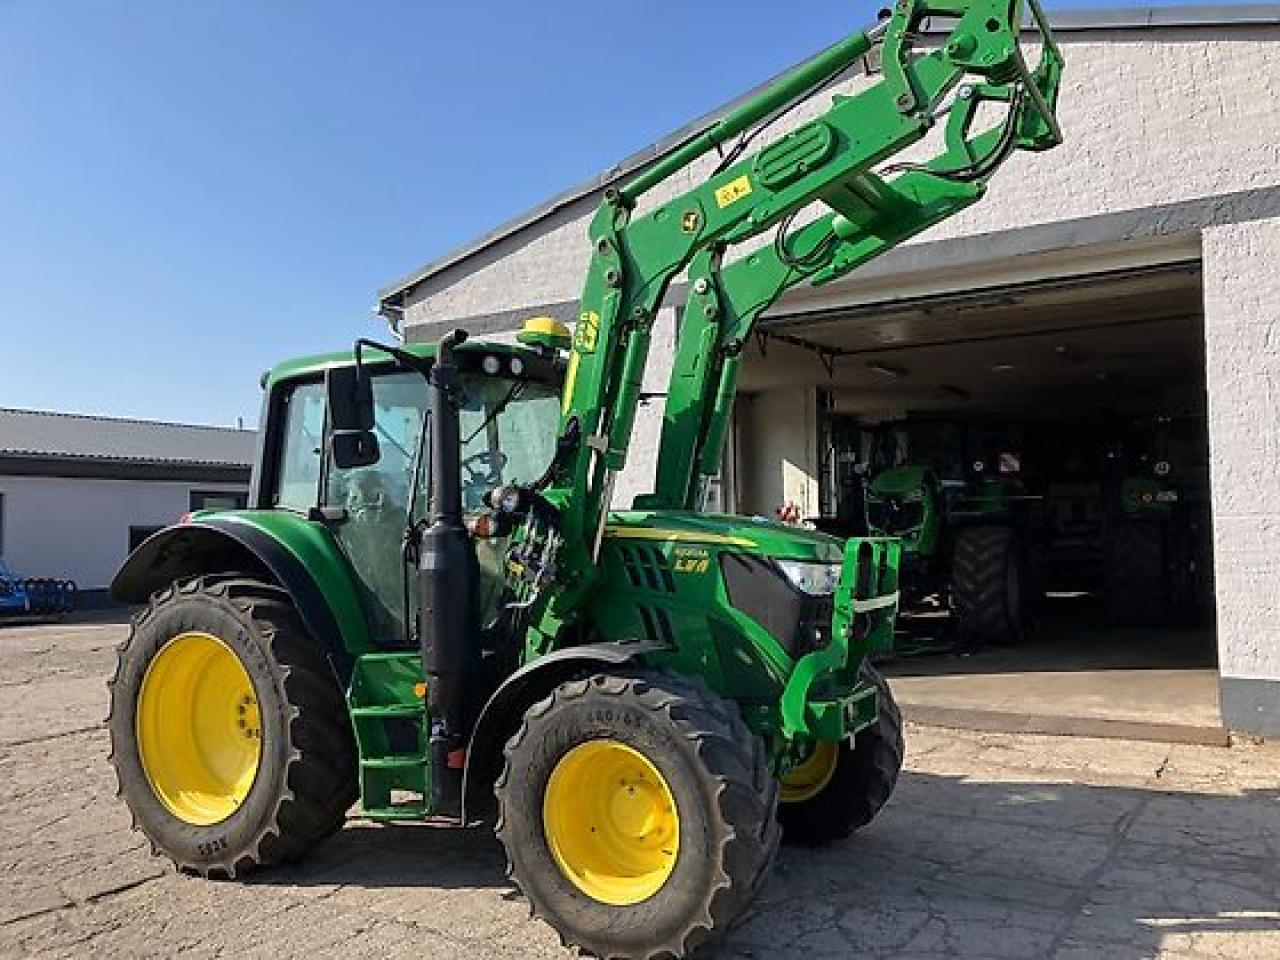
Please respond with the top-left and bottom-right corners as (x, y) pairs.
(355, 650), (419, 662)
(362, 804), (428, 821)
(361, 754), (428, 770)
(350, 704), (423, 719)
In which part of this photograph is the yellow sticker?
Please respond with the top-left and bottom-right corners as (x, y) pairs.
(563, 311), (600, 413)
(714, 174), (752, 209)
(561, 350), (581, 414)
(575, 310), (600, 354)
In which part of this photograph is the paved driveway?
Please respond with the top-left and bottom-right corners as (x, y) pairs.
(2, 618), (1278, 959)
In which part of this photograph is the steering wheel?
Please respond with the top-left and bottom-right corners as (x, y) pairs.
(462, 449), (507, 487)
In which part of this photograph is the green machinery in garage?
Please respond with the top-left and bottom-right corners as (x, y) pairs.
(867, 460), (1034, 647)
(108, 3), (1063, 956)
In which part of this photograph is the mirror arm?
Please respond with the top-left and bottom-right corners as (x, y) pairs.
(354, 338), (433, 383)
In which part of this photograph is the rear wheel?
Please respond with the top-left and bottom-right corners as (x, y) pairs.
(951, 524), (1028, 646)
(1106, 521), (1167, 625)
(778, 663), (904, 844)
(107, 575), (357, 877)
(495, 671), (780, 960)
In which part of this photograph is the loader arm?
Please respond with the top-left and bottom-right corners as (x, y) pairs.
(536, 0), (1064, 629)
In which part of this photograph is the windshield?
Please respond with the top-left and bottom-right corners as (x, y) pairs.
(456, 374), (561, 511)
(867, 496), (925, 535)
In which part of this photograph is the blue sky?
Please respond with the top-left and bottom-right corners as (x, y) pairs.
(0, 0), (1213, 427)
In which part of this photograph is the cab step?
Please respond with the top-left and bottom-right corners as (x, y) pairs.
(360, 803), (430, 821)
(348, 651), (432, 821)
(360, 754), (428, 769)
(350, 704), (423, 719)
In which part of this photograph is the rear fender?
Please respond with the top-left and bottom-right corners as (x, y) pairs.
(461, 640), (665, 820)
(111, 513), (374, 681)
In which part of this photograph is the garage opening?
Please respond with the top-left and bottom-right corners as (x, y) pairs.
(738, 260), (1220, 736)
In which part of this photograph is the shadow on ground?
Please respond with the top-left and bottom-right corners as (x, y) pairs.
(251, 769), (1280, 958)
(884, 594), (1216, 680)
(249, 818), (510, 891)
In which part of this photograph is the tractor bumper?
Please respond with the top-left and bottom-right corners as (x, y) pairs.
(802, 680), (879, 741)
(778, 536), (901, 739)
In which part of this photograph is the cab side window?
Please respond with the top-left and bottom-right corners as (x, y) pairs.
(274, 382), (326, 509)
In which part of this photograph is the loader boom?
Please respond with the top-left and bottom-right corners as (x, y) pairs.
(537, 0), (1063, 628)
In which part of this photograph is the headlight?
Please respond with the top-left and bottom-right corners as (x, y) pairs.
(775, 559), (841, 596)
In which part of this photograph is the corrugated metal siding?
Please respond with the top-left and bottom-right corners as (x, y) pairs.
(0, 408), (256, 467)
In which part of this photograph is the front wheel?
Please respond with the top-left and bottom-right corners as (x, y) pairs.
(951, 524), (1029, 646)
(778, 663), (904, 845)
(1106, 520), (1167, 625)
(495, 671), (780, 960)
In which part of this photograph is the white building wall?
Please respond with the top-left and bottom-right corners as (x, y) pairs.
(1202, 215), (1280, 730)
(0, 476), (247, 591)
(400, 29), (1280, 328)
(736, 387), (821, 518)
(615, 307), (678, 507)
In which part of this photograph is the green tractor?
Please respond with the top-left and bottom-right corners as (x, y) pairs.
(1100, 413), (1215, 627)
(1105, 461), (1181, 625)
(107, 4), (1062, 957)
(867, 461), (1033, 647)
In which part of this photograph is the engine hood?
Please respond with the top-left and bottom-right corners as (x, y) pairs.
(604, 510), (844, 563)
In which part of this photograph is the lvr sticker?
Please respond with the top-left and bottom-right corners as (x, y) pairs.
(714, 175), (752, 209)
(674, 547), (710, 575)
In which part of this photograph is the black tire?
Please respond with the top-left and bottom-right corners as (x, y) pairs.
(778, 663), (904, 845)
(495, 671), (780, 960)
(107, 574), (357, 878)
(1106, 521), (1167, 625)
(951, 524), (1028, 646)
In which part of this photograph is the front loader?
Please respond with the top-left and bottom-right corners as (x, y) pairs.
(108, 3), (1063, 957)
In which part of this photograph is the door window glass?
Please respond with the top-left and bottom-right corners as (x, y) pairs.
(326, 372), (427, 642)
(274, 383), (326, 509)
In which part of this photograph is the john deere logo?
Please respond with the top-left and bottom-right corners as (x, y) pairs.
(575, 310), (600, 354)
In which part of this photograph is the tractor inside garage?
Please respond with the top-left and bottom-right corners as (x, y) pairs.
(734, 258), (1220, 734)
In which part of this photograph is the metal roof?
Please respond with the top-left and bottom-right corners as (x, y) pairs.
(379, 4), (1280, 309)
(0, 408), (257, 468)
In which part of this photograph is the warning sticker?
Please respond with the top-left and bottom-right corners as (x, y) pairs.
(714, 174), (753, 209)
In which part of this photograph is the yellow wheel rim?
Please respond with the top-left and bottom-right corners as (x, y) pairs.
(780, 740), (839, 804)
(136, 631), (262, 826)
(542, 739), (680, 905)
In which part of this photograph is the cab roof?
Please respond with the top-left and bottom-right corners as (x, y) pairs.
(262, 339), (538, 391)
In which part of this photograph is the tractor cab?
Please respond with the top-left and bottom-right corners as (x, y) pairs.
(259, 323), (570, 645)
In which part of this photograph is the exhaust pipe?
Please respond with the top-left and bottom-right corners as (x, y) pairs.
(418, 328), (479, 811)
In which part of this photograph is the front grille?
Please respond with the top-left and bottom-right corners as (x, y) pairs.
(618, 546), (676, 593)
(721, 554), (833, 659)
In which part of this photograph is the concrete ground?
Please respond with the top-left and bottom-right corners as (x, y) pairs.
(883, 597), (1223, 743)
(3, 616), (1278, 959)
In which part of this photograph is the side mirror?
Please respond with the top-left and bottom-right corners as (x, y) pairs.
(326, 366), (381, 469)
(331, 431), (380, 469)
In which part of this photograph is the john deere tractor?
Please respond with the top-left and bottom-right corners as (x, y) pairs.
(868, 461), (1032, 647)
(108, 5), (1062, 957)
